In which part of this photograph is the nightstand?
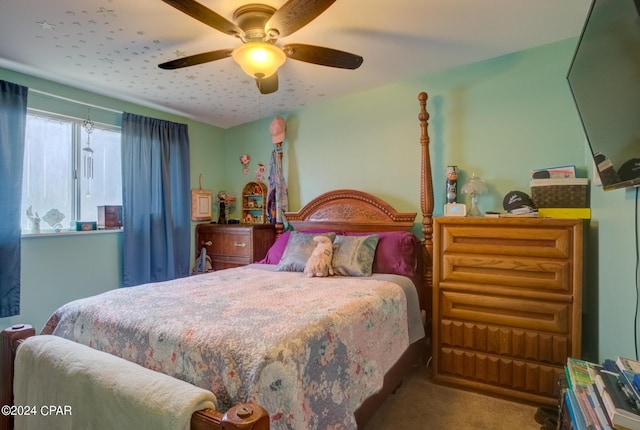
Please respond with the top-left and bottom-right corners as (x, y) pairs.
(195, 224), (275, 270)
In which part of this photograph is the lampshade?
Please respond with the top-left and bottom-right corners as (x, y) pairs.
(231, 42), (286, 79)
(461, 173), (488, 195)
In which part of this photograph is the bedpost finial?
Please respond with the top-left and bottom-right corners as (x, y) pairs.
(418, 92), (429, 123)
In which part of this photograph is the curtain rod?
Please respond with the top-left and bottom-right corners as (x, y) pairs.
(28, 88), (122, 115)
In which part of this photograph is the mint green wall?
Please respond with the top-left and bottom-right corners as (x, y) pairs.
(587, 156), (639, 361)
(0, 67), (226, 332)
(225, 39), (636, 362)
(2, 38), (637, 363)
(225, 40), (586, 218)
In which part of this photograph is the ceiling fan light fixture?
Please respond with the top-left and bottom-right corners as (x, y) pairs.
(232, 42), (286, 79)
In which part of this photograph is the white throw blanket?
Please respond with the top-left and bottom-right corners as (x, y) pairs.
(14, 335), (217, 430)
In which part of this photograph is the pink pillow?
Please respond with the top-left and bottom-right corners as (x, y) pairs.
(257, 229), (339, 265)
(345, 231), (419, 277)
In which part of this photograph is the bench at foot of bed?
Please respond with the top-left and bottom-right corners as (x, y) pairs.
(0, 324), (270, 430)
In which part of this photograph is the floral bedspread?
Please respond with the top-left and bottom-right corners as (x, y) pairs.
(42, 267), (411, 430)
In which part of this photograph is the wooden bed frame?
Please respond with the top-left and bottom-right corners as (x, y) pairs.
(0, 91), (433, 430)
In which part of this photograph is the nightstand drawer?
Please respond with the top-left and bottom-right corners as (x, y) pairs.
(211, 232), (251, 257)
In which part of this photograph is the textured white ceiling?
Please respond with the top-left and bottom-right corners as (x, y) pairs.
(0, 0), (592, 128)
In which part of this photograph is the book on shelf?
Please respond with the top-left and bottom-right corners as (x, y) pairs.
(574, 384), (604, 429)
(593, 367), (640, 430)
(619, 370), (640, 411)
(568, 357), (599, 387)
(531, 165), (577, 179)
(564, 358), (612, 429)
(586, 383), (614, 429)
(618, 357), (640, 374)
(603, 359), (622, 374)
(567, 388), (589, 430)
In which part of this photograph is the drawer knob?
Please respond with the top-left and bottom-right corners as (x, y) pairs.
(202, 240), (212, 246)
(234, 242), (246, 247)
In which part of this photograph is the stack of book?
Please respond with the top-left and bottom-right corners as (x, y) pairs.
(563, 356), (640, 429)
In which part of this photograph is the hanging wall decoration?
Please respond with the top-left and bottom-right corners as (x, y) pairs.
(240, 154), (251, 174)
(82, 111), (95, 197)
(255, 163), (266, 182)
(191, 174), (213, 222)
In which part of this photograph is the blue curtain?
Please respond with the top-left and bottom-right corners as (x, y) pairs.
(121, 113), (191, 287)
(0, 81), (28, 317)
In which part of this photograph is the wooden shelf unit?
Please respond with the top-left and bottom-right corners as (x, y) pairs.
(241, 182), (267, 224)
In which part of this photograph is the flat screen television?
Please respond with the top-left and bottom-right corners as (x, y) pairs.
(567, 0), (640, 190)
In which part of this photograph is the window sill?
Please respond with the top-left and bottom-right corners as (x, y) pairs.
(21, 229), (123, 238)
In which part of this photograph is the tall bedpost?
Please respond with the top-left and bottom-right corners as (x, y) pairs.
(418, 92), (434, 333)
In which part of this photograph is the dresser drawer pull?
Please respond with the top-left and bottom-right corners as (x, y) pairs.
(201, 240), (212, 246)
(234, 242), (247, 248)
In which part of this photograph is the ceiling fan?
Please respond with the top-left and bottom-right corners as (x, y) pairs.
(158, 0), (364, 94)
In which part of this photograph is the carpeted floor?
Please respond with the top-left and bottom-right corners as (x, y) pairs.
(364, 365), (543, 430)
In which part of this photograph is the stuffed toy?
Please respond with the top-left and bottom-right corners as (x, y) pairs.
(304, 236), (334, 277)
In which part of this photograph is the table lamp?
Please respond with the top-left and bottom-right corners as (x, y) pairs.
(461, 173), (488, 217)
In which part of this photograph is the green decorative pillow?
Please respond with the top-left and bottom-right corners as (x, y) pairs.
(275, 231), (336, 272)
(331, 234), (380, 277)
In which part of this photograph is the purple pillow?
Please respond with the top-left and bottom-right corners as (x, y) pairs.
(257, 229), (339, 265)
(345, 231), (419, 277)
(257, 231), (291, 264)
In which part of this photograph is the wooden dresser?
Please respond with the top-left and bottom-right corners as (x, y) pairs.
(195, 224), (275, 270)
(432, 217), (583, 405)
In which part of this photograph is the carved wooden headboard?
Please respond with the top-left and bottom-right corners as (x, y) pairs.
(284, 92), (434, 323)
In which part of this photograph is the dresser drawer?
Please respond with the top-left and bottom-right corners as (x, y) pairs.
(440, 254), (571, 293)
(439, 290), (571, 334)
(439, 224), (574, 259)
(211, 232), (251, 258)
(436, 347), (564, 399)
(438, 319), (569, 365)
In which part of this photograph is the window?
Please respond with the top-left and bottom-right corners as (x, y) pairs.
(21, 110), (122, 232)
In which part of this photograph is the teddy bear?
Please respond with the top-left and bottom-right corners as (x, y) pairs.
(303, 235), (334, 278)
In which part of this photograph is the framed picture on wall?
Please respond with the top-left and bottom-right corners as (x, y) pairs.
(191, 189), (212, 221)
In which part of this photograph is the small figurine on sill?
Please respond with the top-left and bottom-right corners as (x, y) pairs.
(26, 206), (41, 234)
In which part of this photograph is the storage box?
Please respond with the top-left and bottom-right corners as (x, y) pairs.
(97, 205), (123, 229)
(530, 178), (589, 208)
(71, 221), (97, 231)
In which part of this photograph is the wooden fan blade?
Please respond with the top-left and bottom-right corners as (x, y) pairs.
(161, 0), (243, 37)
(265, 0), (336, 38)
(159, 49), (232, 70)
(283, 44), (363, 69)
(256, 73), (279, 94)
